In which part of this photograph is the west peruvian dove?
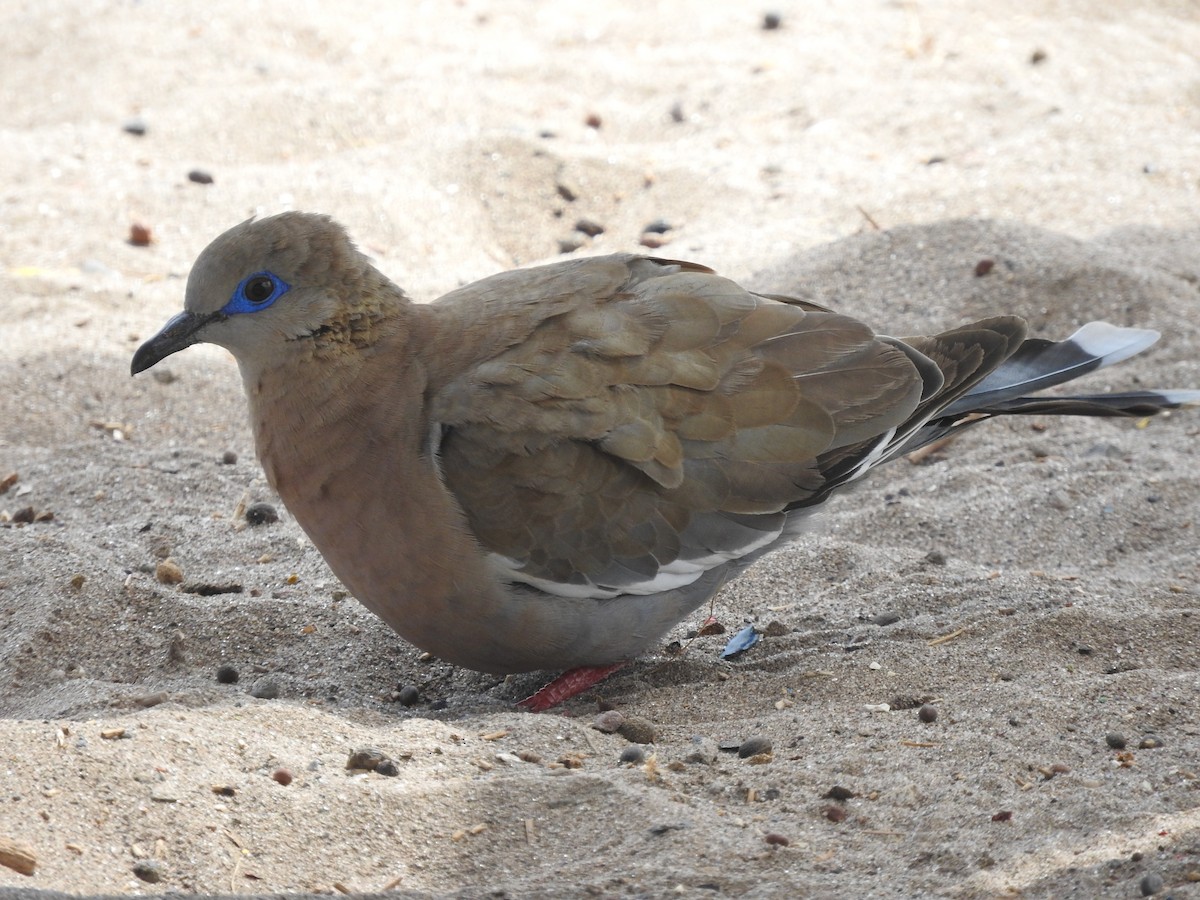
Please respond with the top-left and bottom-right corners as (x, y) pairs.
(132, 213), (1198, 709)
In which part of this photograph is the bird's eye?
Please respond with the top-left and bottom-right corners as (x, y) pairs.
(244, 276), (275, 303)
(220, 271), (290, 316)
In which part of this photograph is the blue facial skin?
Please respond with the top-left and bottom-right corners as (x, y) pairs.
(220, 271), (290, 316)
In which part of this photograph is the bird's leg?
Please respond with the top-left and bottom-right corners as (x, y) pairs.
(517, 662), (627, 712)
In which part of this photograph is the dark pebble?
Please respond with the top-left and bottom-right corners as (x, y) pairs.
(429, 698), (448, 711)
(1030, 48), (1048, 65)
(271, 768), (293, 786)
(1138, 736), (1162, 749)
(1140, 872), (1163, 896)
(557, 236), (585, 254)
(132, 860), (164, 883)
(1105, 732), (1127, 750)
(584, 112), (602, 129)
(718, 740), (742, 753)
(187, 169), (214, 185)
(642, 218), (672, 234)
(220, 450), (238, 465)
(974, 258), (996, 277)
(924, 549), (947, 565)
(216, 666), (239, 684)
(619, 745), (645, 764)
(762, 11), (782, 30)
(918, 704), (938, 724)
(574, 218), (605, 237)
(123, 118), (148, 136)
(555, 181), (578, 202)
(375, 758), (401, 777)
(129, 223), (153, 246)
(821, 804), (847, 822)
(764, 832), (789, 846)
(250, 677), (281, 699)
(738, 735), (772, 758)
(823, 785), (856, 801)
(668, 101), (685, 123)
(396, 684), (420, 707)
(244, 502), (279, 526)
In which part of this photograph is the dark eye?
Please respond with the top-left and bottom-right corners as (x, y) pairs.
(244, 276), (275, 304)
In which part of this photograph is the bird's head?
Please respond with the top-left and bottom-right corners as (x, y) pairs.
(131, 212), (399, 376)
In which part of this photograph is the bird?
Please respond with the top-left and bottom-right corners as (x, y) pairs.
(131, 212), (1198, 710)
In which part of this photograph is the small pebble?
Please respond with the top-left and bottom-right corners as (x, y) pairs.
(872, 612), (901, 627)
(271, 768), (293, 786)
(1139, 872), (1164, 896)
(639, 232), (670, 249)
(762, 11), (782, 30)
(122, 118), (148, 136)
(642, 218), (672, 234)
(429, 698), (449, 711)
(250, 677), (281, 699)
(764, 832), (790, 846)
(918, 704), (938, 724)
(618, 745), (645, 764)
(396, 684), (420, 707)
(592, 710), (625, 733)
(244, 502), (279, 526)
(557, 236), (585, 254)
(216, 665), (239, 684)
(375, 758), (401, 777)
(924, 549), (947, 565)
(1030, 48), (1048, 65)
(668, 100), (685, 123)
(737, 736), (772, 758)
(974, 258), (996, 277)
(617, 716), (658, 745)
(584, 112), (602, 129)
(132, 860), (164, 883)
(1105, 732), (1127, 750)
(187, 169), (214, 185)
(574, 218), (605, 237)
(821, 804), (847, 822)
(220, 450), (238, 465)
(823, 785), (856, 801)
(129, 223), (153, 247)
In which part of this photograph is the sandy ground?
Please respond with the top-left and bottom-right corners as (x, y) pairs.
(2, 1), (1200, 897)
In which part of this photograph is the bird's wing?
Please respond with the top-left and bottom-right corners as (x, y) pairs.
(427, 256), (929, 599)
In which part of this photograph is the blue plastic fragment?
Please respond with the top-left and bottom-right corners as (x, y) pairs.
(720, 624), (760, 659)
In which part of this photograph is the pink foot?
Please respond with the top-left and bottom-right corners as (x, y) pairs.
(517, 662), (627, 712)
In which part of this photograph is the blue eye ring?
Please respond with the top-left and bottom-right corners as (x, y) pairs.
(221, 271), (290, 316)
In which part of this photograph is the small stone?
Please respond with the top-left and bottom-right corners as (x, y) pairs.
(122, 118), (147, 136)
(395, 684), (420, 707)
(1139, 872), (1164, 896)
(823, 785), (856, 801)
(574, 218), (605, 237)
(584, 112), (602, 129)
(132, 859), (164, 883)
(187, 169), (214, 185)
(555, 180), (579, 202)
(135, 691), (169, 708)
(639, 232), (670, 249)
(642, 218), (672, 234)
(1105, 732), (1127, 750)
(11, 507), (35, 524)
(974, 258), (996, 277)
(271, 768), (293, 786)
(821, 804), (847, 822)
(918, 704), (938, 724)
(155, 559), (184, 584)
(375, 758), (401, 777)
(557, 235), (585, 254)
(244, 502), (279, 526)
(128, 223), (153, 247)
(762, 11), (782, 30)
(220, 450), (238, 465)
(618, 745), (645, 764)
(429, 698), (449, 711)
(591, 710), (625, 733)
(737, 736), (772, 758)
(1138, 736), (1162, 749)
(762, 620), (787, 637)
(216, 666), (239, 684)
(668, 101), (685, 123)
(764, 832), (789, 846)
(617, 716), (658, 744)
(70, 574), (86, 590)
(250, 677), (281, 700)
(872, 612), (901, 627)
(1030, 48), (1048, 65)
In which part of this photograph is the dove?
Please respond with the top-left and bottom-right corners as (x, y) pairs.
(132, 212), (1198, 710)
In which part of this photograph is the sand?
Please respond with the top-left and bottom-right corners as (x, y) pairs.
(2, 1), (1199, 897)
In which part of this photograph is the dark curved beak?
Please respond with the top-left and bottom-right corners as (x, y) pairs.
(131, 310), (224, 375)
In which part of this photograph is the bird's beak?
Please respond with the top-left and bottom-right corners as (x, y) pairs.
(131, 310), (224, 375)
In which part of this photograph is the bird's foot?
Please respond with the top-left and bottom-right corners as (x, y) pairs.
(517, 662), (627, 712)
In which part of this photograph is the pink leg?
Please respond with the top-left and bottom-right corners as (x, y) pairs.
(517, 662), (627, 712)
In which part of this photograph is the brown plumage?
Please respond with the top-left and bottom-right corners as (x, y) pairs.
(131, 212), (1197, 702)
